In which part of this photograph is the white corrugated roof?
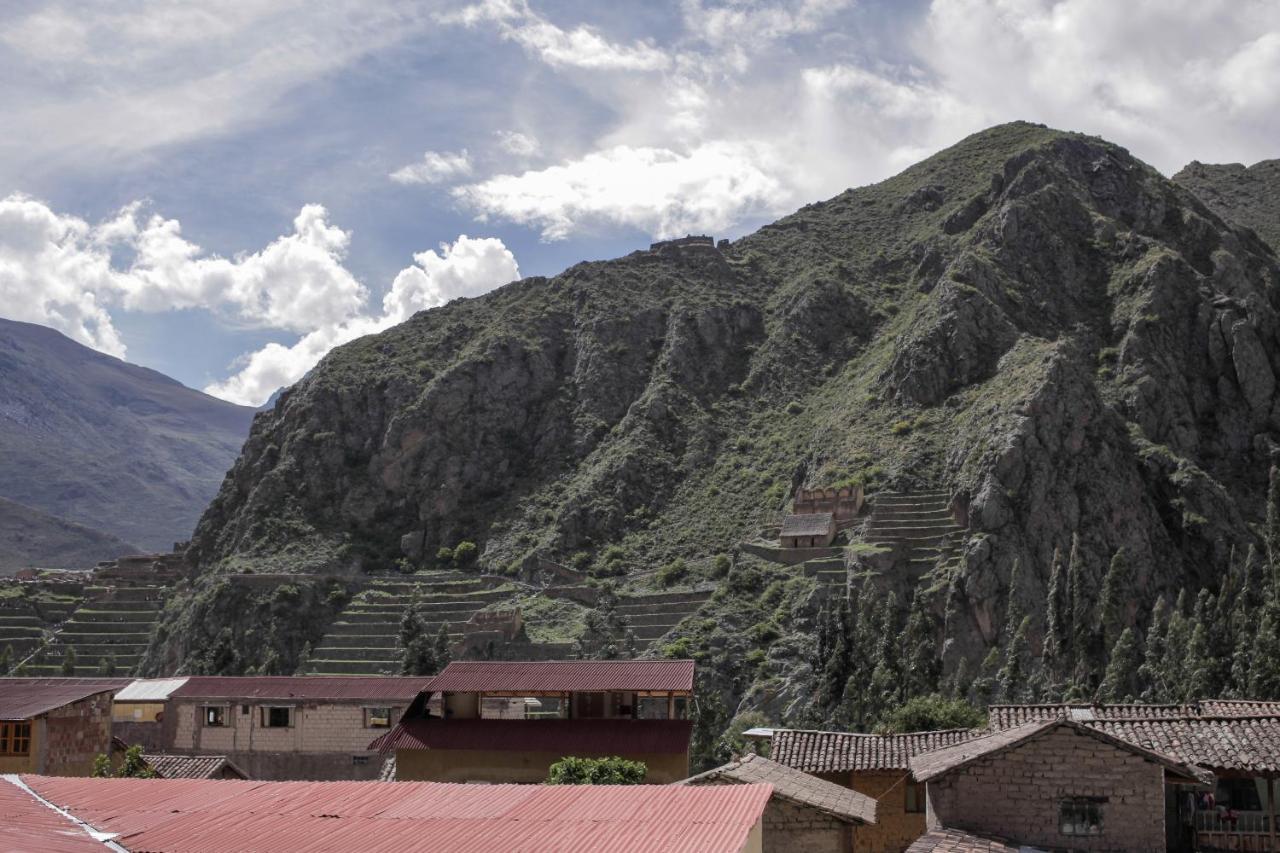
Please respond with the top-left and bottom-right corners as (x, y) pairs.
(114, 678), (189, 702)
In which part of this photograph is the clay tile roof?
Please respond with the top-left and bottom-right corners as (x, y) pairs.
(428, 659), (695, 693)
(905, 829), (1023, 852)
(910, 718), (1211, 785)
(169, 676), (432, 703)
(0, 677), (127, 720)
(1089, 717), (1280, 773)
(988, 700), (1280, 729)
(682, 752), (876, 825)
(770, 728), (977, 773)
(1195, 700), (1280, 718)
(142, 755), (248, 780)
(780, 512), (835, 537)
(16, 775), (773, 853)
(372, 718), (693, 755)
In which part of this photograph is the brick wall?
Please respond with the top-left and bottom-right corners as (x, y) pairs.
(761, 796), (852, 853)
(41, 691), (113, 776)
(925, 727), (1166, 853)
(817, 769), (925, 853)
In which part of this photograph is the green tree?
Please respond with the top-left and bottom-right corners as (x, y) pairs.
(1004, 558), (1025, 642)
(997, 615), (1031, 702)
(92, 744), (157, 779)
(60, 646), (77, 676)
(876, 694), (985, 733)
(1139, 595), (1170, 702)
(1267, 465), (1280, 580)
(547, 756), (646, 784)
(399, 600), (439, 676)
(452, 540), (478, 568)
(1098, 549), (1131, 655)
(432, 622), (453, 671)
(98, 654), (117, 677)
(900, 588), (940, 700)
(969, 646), (1002, 708)
(720, 711), (770, 759)
(1043, 547), (1067, 681)
(0, 644), (12, 675)
(1161, 591), (1192, 700)
(91, 754), (111, 778)
(1249, 601), (1280, 699)
(1066, 533), (1096, 688)
(819, 598), (852, 709)
(573, 584), (634, 660)
(1097, 628), (1141, 702)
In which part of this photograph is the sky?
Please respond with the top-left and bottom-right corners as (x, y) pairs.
(1, 0), (1278, 407)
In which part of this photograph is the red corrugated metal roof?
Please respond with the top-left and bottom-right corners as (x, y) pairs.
(168, 676), (432, 702)
(0, 677), (127, 720)
(0, 777), (106, 852)
(429, 659), (695, 693)
(18, 775), (771, 853)
(372, 718), (694, 755)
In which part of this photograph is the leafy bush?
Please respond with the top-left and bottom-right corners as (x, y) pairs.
(891, 420), (913, 435)
(661, 638), (691, 658)
(785, 401), (805, 415)
(710, 554), (732, 579)
(547, 756), (646, 784)
(452, 540), (478, 568)
(570, 552), (592, 570)
(436, 546), (454, 564)
(655, 558), (689, 587)
(876, 694), (986, 733)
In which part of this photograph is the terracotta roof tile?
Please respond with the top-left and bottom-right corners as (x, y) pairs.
(770, 728), (976, 773)
(988, 700), (1280, 728)
(905, 829), (1023, 852)
(1090, 717), (1280, 773)
(142, 754), (248, 780)
(683, 753), (876, 824)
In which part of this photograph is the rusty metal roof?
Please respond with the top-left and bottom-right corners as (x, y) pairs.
(429, 659), (696, 693)
(169, 676), (432, 703)
(0, 677), (126, 720)
(373, 717), (693, 756)
(143, 754), (248, 780)
(771, 728), (977, 773)
(18, 775), (772, 853)
(0, 777), (106, 852)
(682, 752), (877, 825)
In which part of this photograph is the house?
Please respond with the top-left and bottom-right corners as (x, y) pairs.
(781, 512), (838, 548)
(0, 677), (125, 776)
(157, 675), (430, 780)
(989, 701), (1280, 852)
(142, 753), (249, 779)
(111, 676), (189, 750)
(793, 486), (865, 524)
(684, 752), (878, 852)
(770, 727), (976, 852)
(377, 658), (695, 783)
(7, 775), (773, 853)
(909, 718), (1210, 853)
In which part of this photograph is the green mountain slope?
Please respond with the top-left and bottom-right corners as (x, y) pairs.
(172, 122), (1280, 703)
(0, 318), (256, 552)
(1175, 159), (1280, 253)
(0, 496), (137, 574)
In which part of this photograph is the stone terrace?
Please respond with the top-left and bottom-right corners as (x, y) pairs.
(613, 589), (712, 648)
(304, 572), (515, 675)
(21, 584), (167, 676)
(863, 490), (965, 577)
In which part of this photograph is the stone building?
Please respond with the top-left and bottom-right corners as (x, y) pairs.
(685, 752), (878, 852)
(0, 677), (123, 775)
(376, 659), (695, 783)
(909, 719), (1210, 853)
(771, 727), (975, 852)
(793, 486), (865, 523)
(157, 675), (430, 780)
(780, 512), (838, 548)
(111, 676), (188, 750)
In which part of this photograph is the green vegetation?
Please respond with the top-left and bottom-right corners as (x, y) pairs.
(877, 695), (986, 734)
(93, 745), (156, 779)
(546, 756), (646, 785)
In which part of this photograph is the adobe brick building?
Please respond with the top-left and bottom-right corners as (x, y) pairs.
(158, 676), (430, 780)
(685, 752), (877, 853)
(910, 719), (1209, 853)
(0, 677), (125, 776)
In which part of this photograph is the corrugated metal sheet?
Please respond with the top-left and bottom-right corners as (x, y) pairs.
(0, 678), (127, 720)
(20, 775), (772, 853)
(374, 718), (694, 755)
(0, 777), (110, 852)
(429, 660), (695, 693)
(115, 678), (190, 702)
(169, 676), (432, 703)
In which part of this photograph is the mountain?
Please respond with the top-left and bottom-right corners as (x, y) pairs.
(161, 122), (1280, 716)
(1174, 159), (1280, 254)
(0, 496), (137, 575)
(0, 318), (256, 553)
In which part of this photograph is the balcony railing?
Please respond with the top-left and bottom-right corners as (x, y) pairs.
(1195, 811), (1277, 852)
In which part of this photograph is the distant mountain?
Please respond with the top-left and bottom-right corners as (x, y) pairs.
(1174, 159), (1280, 253)
(0, 318), (256, 552)
(0, 496), (137, 575)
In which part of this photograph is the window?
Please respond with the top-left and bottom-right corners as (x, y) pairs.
(672, 696), (689, 720)
(365, 707), (392, 728)
(637, 696), (670, 720)
(905, 782), (925, 814)
(1060, 798), (1105, 836)
(352, 755), (370, 766)
(203, 706), (227, 727)
(0, 721), (32, 756)
(261, 706), (292, 728)
(1217, 780), (1263, 812)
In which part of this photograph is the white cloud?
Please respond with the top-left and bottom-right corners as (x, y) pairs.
(455, 141), (786, 240)
(495, 130), (540, 158)
(442, 0), (670, 71)
(389, 149), (474, 185)
(0, 193), (519, 406)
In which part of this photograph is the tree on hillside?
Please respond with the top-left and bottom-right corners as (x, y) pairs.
(0, 644), (12, 675)
(60, 646), (77, 676)
(1098, 549), (1131, 655)
(876, 694), (985, 733)
(997, 615), (1031, 703)
(1042, 547), (1066, 683)
(1139, 595), (1170, 702)
(1096, 628), (1141, 702)
(98, 654), (117, 677)
(900, 588), (940, 700)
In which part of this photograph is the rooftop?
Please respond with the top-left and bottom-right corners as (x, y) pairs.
(14, 775), (772, 853)
(770, 728), (976, 773)
(0, 677), (128, 720)
(1089, 716), (1280, 773)
(427, 659), (695, 694)
(373, 717), (694, 755)
(114, 677), (190, 703)
(142, 754), (248, 780)
(683, 752), (877, 825)
(905, 829), (1023, 852)
(780, 512), (835, 538)
(909, 718), (1211, 785)
(169, 676), (431, 703)
(988, 700), (1280, 728)
(0, 776), (104, 852)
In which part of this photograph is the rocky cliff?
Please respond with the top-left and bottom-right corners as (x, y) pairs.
(176, 122), (1279, 704)
(1174, 159), (1280, 254)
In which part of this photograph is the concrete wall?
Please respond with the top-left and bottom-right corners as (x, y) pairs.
(396, 747), (689, 784)
(114, 701), (165, 723)
(816, 770), (924, 853)
(925, 727), (1166, 853)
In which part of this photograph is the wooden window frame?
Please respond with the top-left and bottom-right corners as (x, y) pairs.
(202, 706), (228, 727)
(0, 721), (32, 756)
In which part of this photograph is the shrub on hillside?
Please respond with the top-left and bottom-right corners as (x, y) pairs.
(875, 694), (986, 733)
